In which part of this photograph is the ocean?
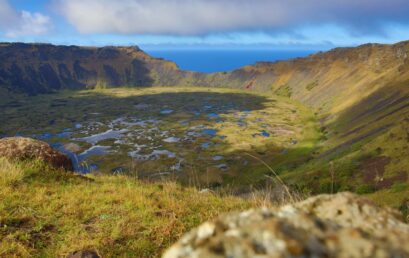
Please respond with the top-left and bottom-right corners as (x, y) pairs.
(144, 49), (316, 73)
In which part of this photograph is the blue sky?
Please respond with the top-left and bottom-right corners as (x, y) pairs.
(1, 0), (409, 49)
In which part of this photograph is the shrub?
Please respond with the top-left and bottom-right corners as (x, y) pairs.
(275, 84), (292, 98)
(306, 80), (319, 91)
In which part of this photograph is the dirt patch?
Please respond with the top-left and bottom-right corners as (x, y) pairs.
(361, 156), (391, 183)
(379, 171), (408, 188)
(0, 216), (32, 229)
(360, 156), (407, 189)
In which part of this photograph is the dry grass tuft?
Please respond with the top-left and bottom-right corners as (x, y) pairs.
(249, 184), (306, 208)
(244, 152), (307, 206)
(0, 157), (25, 186)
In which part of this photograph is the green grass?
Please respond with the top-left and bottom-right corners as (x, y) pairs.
(0, 158), (253, 257)
(391, 182), (409, 193)
(274, 84), (292, 98)
(356, 184), (377, 194)
(272, 80), (409, 208)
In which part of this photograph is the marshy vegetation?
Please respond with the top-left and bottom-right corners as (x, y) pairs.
(0, 87), (320, 190)
(1, 85), (408, 210)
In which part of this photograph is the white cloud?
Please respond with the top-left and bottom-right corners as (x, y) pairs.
(0, 0), (18, 24)
(5, 11), (51, 38)
(0, 0), (52, 38)
(56, 0), (409, 36)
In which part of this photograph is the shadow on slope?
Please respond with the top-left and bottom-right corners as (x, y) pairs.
(282, 82), (409, 208)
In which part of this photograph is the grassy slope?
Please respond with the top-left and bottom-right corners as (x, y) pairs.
(278, 80), (409, 209)
(207, 42), (409, 210)
(191, 41), (409, 112)
(0, 158), (252, 257)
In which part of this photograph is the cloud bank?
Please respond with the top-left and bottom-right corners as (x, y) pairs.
(56, 0), (409, 35)
(0, 0), (51, 38)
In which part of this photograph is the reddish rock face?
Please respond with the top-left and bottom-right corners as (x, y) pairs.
(0, 137), (73, 171)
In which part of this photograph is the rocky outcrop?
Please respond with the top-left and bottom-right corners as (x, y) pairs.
(0, 137), (73, 170)
(163, 192), (409, 258)
(0, 43), (187, 95)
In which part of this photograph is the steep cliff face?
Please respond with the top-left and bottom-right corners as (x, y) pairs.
(0, 43), (188, 95)
(190, 41), (409, 116)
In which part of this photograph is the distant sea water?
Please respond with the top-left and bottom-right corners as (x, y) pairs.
(144, 49), (317, 73)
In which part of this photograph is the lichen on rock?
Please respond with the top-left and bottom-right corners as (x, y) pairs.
(163, 192), (409, 258)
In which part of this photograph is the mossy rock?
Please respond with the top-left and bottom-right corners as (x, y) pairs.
(0, 137), (73, 171)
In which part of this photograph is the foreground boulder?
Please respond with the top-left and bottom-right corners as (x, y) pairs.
(163, 192), (409, 258)
(0, 137), (73, 170)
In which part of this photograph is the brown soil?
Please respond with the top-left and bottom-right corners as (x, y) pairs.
(360, 156), (407, 189)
